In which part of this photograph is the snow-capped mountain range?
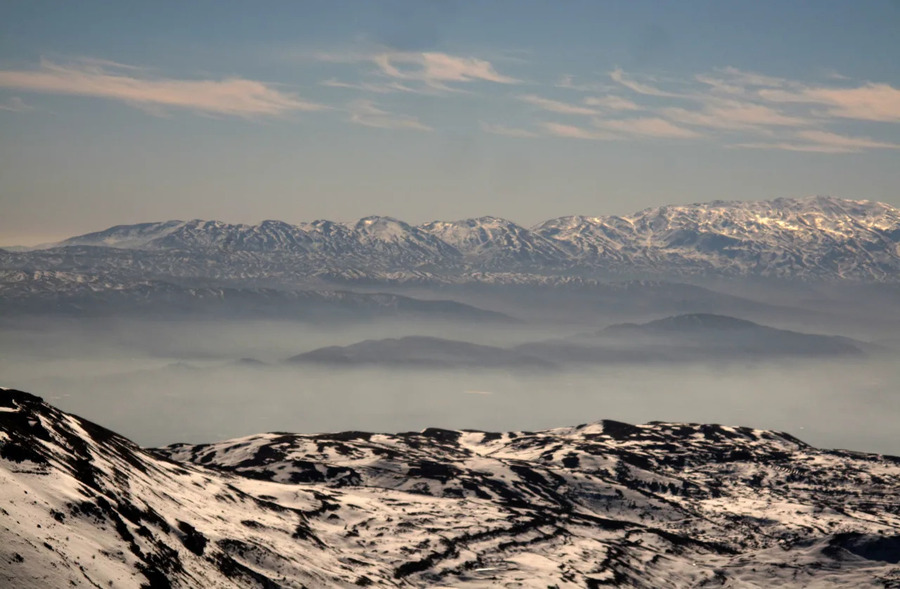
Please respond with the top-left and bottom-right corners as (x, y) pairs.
(2, 387), (899, 587)
(4, 196), (899, 283)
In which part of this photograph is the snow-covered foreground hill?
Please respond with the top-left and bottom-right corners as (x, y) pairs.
(2, 387), (899, 588)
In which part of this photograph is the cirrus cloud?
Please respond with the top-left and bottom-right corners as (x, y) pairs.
(594, 116), (701, 139)
(0, 58), (327, 117)
(662, 100), (809, 131)
(737, 130), (900, 154)
(371, 51), (520, 90)
(480, 122), (539, 138)
(0, 96), (32, 112)
(315, 50), (520, 94)
(609, 68), (684, 98)
(347, 99), (431, 131)
(541, 122), (617, 141)
(760, 83), (900, 123)
(518, 94), (598, 116)
(582, 95), (642, 111)
(499, 66), (900, 153)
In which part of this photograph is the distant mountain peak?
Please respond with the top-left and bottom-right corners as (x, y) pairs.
(354, 214), (409, 227)
(17, 195), (900, 281)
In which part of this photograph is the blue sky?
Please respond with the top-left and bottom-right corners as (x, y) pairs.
(1, 1), (899, 244)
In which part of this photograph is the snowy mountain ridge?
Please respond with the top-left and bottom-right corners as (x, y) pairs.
(35, 195), (898, 281)
(2, 387), (900, 587)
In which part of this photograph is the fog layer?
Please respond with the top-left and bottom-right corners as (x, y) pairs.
(1, 317), (896, 454)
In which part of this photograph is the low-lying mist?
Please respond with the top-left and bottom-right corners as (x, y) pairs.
(1, 317), (897, 455)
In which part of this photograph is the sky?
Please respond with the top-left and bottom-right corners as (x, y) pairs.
(1, 0), (899, 245)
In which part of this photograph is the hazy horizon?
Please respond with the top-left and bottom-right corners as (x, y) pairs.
(1, 310), (897, 454)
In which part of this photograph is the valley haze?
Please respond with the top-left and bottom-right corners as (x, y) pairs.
(1, 195), (898, 457)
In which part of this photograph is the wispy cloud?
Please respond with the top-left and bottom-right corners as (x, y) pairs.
(760, 83), (900, 123)
(662, 100), (808, 131)
(0, 96), (32, 112)
(347, 99), (431, 131)
(518, 94), (598, 116)
(517, 93), (643, 117)
(735, 141), (861, 154)
(697, 67), (900, 123)
(583, 95), (642, 111)
(699, 67), (797, 92)
(595, 116), (701, 139)
(512, 117), (698, 142)
(11, 54), (897, 153)
(480, 122), (538, 138)
(321, 77), (441, 96)
(609, 68), (682, 97)
(321, 78), (397, 94)
(737, 130), (900, 153)
(530, 66), (900, 152)
(0, 58), (327, 117)
(313, 47), (900, 151)
(317, 50), (520, 93)
(556, 74), (613, 93)
(797, 130), (900, 150)
(371, 51), (520, 90)
(541, 122), (617, 141)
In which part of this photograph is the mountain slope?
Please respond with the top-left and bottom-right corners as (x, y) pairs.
(3, 387), (900, 587)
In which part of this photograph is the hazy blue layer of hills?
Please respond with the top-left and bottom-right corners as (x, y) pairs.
(288, 334), (555, 369)
(0, 273), (511, 323)
(288, 313), (868, 368)
(591, 312), (867, 357)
